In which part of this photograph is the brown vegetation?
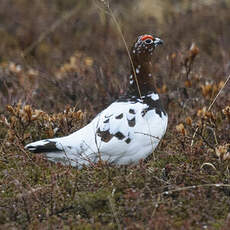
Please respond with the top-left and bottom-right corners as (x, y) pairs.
(0, 0), (230, 229)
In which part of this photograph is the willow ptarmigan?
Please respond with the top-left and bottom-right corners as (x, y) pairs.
(25, 34), (168, 168)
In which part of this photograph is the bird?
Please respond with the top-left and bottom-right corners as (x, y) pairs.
(25, 34), (168, 168)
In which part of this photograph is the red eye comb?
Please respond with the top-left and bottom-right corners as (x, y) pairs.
(141, 35), (154, 41)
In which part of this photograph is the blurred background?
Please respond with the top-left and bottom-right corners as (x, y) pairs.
(0, 0), (229, 116)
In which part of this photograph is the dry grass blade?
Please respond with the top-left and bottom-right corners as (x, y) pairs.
(200, 162), (217, 171)
(208, 74), (230, 111)
(159, 183), (230, 196)
(97, 0), (142, 98)
(108, 195), (121, 230)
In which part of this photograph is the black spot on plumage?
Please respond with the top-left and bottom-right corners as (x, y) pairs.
(129, 109), (135, 114)
(128, 117), (135, 127)
(104, 118), (109, 123)
(115, 132), (125, 140)
(141, 97), (166, 118)
(97, 129), (113, 142)
(141, 108), (148, 117)
(125, 138), (131, 144)
(115, 113), (123, 119)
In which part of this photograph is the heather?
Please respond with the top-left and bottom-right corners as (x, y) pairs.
(0, 0), (230, 229)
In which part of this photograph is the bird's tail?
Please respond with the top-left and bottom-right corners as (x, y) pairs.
(25, 139), (81, 167)
(25, 139), (62, 153)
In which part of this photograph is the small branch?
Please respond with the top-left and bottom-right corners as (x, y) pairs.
(134, 131), (160, 140)
(196, 128), (216, 150)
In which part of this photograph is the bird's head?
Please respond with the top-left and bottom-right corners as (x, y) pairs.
(127, 34), (164, 96)
(131, 34), (163, 63)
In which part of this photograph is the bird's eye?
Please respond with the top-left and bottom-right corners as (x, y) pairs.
(144, 39), (153, 44)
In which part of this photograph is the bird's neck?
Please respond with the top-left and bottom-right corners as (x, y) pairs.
(127, 61), (157, 97)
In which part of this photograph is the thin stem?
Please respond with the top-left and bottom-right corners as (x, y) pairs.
(101, 2), (142, 98)
(157, 183), (230, 196)
(208, 74), (230, 111)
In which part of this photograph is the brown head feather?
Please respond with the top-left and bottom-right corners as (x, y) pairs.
(127, 34), (163, 96)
